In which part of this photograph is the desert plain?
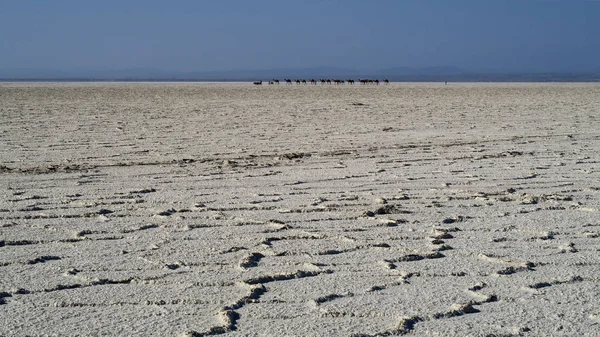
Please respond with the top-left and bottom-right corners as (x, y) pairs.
(0, 82), (599, 336)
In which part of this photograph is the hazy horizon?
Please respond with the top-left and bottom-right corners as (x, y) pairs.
(2, 65), (600, 82)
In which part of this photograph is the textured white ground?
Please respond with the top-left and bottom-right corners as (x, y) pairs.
(1, 82), (599, 337)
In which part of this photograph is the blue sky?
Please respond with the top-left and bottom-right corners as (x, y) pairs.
(1, 1), (599, 73)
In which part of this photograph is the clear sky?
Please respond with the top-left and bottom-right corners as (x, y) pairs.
(1, 0), (599, 73)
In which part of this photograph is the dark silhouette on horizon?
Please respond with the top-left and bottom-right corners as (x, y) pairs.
(251, 78), (395, 85)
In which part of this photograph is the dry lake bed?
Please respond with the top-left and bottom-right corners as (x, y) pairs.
(1, 82), (599, 336)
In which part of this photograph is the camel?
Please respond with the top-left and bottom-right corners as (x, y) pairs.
(253, 81), (262, 85)
(347, 79), (354, 84)
(310, 79), (316, 85)
(285, 79), (292, 84)
(295, 80), (301, 85)
(326, 79), (332, 84)
(273, 79), (280, 84)
(383, 79), (389, 84)
(302, 79), (307, 85)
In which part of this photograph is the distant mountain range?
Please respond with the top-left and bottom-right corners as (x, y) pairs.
(1, 66), (599, 82)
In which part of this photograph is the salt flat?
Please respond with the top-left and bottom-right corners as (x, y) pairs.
(1, 82), (599, 336)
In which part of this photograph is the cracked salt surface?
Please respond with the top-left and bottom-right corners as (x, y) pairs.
(1, 82), (600, 336)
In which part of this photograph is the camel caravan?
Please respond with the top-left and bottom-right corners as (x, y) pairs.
(254, 78), (389, 85)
